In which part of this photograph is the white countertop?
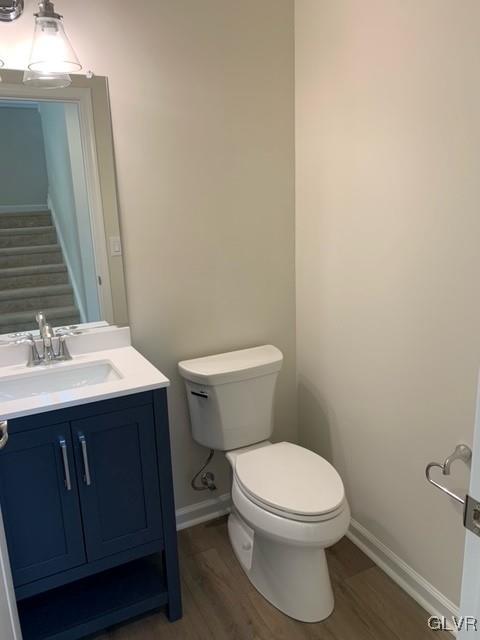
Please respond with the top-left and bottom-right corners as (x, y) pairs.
(0, 326), (169, 421)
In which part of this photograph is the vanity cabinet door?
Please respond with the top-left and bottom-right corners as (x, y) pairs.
(0, 425), (86, 587)
(71, 406), (163, 561)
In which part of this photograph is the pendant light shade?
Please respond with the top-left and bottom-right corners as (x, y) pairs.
(23, 68), (71, 89)
(26, 2), (81, 75)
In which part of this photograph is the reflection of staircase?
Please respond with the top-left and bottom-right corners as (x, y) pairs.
(0, 210), (81, 335)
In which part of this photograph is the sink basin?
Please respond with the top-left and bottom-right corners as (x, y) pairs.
(0, 361), (121, 402)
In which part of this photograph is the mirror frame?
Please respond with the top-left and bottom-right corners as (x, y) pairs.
(0, 70), (128, 331)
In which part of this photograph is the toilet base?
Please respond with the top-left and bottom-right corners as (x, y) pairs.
(228, 511), (335, 623)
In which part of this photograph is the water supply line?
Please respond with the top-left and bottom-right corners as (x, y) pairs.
(191, 449), (217, 492)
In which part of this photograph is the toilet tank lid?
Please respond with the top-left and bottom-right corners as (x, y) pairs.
(178, 345), (283, 385)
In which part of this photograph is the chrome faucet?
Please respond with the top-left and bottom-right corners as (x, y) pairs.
(41, 323), (56, 363)
(36, 311), (47, 338)
(15, 312), (74, 366)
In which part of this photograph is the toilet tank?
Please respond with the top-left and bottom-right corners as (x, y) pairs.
(178, 345), (283, 451)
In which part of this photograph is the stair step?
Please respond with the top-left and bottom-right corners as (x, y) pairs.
(0, 264), (68, 290)
(0, 244), (62, 255)
(0, 211), (52, 229)
(0, 284), (73, 301)
(0, 305), (79, 323)
(0, 245), (63, 269)
(0, 226), (55, 235)
(0, 207), (83, 334)
(0, 226), (57, 249)
(0, 306), (81, 335)
(0, 285), (75, 314)
(0, 264), (67, 277)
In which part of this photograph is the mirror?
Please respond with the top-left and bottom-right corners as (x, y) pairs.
(0, 70), (128, 337)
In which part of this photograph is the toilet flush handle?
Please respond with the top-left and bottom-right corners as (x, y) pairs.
(191, 390), (209, 399)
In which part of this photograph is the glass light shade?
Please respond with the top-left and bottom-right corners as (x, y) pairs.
(27, 16), (81, 73)
(23, 68), (71, 89)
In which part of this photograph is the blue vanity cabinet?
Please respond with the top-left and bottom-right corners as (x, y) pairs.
(0, 389), (182, 640)
(71, 405), (163, 561)
(0, 424), (86, 587)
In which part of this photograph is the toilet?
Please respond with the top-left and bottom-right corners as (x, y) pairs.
(178, 345), (350, 623)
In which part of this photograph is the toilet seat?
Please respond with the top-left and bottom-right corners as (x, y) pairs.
(233, 442), (345, 522)
(236, 482), (346, 523)
(231, 476), (351, 546)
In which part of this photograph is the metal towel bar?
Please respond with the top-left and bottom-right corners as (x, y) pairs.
(425, 444), (472, 505)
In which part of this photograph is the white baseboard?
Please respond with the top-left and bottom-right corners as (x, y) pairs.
(176, 493), (231, 531)
(0, 204), (48, 213)
(347, 519), (459, 626)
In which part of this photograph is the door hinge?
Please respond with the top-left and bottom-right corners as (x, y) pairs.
(98, 275), (102, 286)
(464, 495), (480, 537)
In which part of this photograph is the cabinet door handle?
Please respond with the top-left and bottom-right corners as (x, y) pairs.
(59, 438), (72, 491)
(0, 421), (8, 450)
(78, 434), (92, 486)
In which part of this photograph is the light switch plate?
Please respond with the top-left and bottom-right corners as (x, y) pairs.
(109, 236), (122, 257)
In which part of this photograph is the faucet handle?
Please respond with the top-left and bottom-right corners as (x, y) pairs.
(57, 335), (72, 361)
(13, 334), (42, 367)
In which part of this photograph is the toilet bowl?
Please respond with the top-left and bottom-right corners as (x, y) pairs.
(178, 345), (350, 622)
(226, 441), (350, 622)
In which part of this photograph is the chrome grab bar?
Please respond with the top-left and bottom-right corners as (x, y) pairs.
(426, 462), (465, 504)
(425, 444), (472, 505)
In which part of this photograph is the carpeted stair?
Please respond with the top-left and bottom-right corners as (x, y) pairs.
(0, 211), (81, 334)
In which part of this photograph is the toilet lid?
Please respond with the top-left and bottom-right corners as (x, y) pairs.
(234, 442), (345, 517)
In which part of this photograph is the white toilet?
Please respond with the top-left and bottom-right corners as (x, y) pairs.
(178, 345), (350, 623)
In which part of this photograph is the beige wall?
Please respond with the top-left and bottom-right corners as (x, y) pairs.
(0, 106), (48, 206)
(0, 0), (296, 508)
(295, 0), (480, 603)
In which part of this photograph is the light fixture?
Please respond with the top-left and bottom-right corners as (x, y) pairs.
(23, 68), (71, 89)
(23, 0), (81, 88)
(0, 0), (24, 22)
